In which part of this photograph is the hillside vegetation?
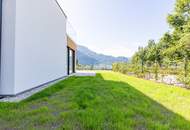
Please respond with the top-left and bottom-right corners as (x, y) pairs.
(113, 0), (190, 87)
(77, 45), (128, 65)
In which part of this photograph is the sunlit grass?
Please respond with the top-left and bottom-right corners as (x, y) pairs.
(0, 71), (190, 130)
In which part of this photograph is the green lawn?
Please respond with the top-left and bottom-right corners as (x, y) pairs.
(1, 71), (190, 130)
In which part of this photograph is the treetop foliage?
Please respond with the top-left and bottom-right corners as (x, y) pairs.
(115, 0), (190, 86)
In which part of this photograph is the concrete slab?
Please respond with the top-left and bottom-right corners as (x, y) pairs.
(75, 71), (96, 77)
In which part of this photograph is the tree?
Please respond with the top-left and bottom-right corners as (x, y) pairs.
(119, 0), (190, 86)
(144, 40), (164, 80)
(145, 40), (156, 65)
(137, 47), (147, 73)
(179, 34), (190, 77)
(164, 33), (190, 85)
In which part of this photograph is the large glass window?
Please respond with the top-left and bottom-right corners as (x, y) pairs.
(69, 49), (73, 74)
(68, 48), (75, 75)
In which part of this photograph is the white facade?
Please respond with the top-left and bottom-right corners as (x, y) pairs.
(0, 0), (69, 95)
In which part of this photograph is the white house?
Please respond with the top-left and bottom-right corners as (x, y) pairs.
(0, 0), (77, 96)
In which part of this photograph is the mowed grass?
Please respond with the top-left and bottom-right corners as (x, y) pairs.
(0, 71), (190, 130)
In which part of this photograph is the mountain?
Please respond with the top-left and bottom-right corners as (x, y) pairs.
(77, 45), (128, 65)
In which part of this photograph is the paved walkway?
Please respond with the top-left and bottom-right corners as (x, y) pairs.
(0, 76), (68, 102)
(75, 71), (96, 76)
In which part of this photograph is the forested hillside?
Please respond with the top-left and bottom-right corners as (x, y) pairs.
(113, 0), (190, 87)
(77, 45), (128, 65)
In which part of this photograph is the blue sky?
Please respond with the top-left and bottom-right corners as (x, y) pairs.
(59, 0), (176, 57)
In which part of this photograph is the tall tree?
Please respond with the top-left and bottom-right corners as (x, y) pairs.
(164, 33), (190, 77)
(137, 47), (147, 73)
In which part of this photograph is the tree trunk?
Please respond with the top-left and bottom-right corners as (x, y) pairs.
(184, 57), (188, 78)
(155, 61), (159, 80)
(141, 61), (144, 73)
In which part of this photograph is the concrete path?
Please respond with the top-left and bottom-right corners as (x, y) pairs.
(0, 71), (96, 102)
(75, 71), (96, 76)
(0, 76), (69, 102)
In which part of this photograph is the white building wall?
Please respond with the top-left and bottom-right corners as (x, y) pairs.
(0, 0), (68, 95)
(0, 0), (16, 95)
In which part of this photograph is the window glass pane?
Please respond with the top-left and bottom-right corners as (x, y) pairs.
(69, 50), (73, 74)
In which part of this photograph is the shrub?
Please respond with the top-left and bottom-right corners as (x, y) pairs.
(178, 73), (190, 88)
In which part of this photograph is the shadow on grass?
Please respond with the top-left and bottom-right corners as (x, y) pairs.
(0, 73), (190, 129)
(64, 73), (190, 129)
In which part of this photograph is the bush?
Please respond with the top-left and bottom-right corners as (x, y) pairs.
(112, 63), (135, 74)
(178, 71), (190, 88)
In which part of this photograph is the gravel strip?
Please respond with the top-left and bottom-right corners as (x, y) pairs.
(0, 71), (96, 102)
(0, 76), (69, 103)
